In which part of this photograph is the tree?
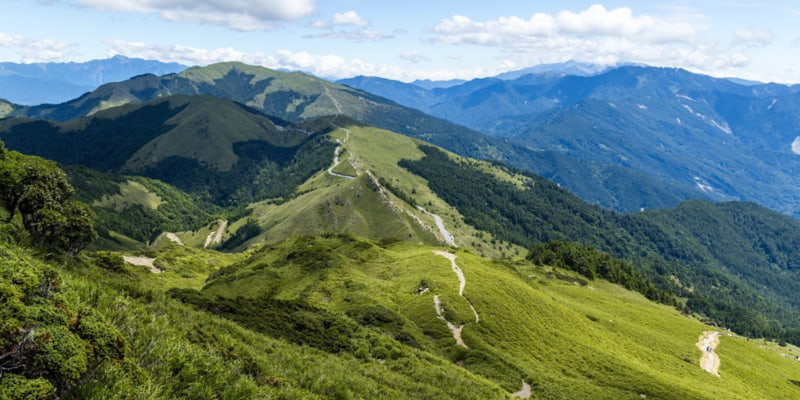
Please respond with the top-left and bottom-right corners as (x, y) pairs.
(0, 142), (96, 254)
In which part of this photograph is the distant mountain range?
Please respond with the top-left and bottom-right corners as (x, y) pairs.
(339, 65), (800, 217)
(0, 55), (185, 105)
(1, 62), (712, 213)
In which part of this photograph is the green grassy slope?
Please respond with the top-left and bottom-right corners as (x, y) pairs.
(400, 144), (800, 343)
(238, 122), (525, 258)
(0, 238), (509, 399)
(184, 234), (800, 399)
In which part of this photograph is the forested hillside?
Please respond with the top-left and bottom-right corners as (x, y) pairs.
(401, 145), (800, 343)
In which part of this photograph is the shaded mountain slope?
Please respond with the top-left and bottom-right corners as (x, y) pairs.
(0, 94), (334, 206)
(5, 61), (708, 212)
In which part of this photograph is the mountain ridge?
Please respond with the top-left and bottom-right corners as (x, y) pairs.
(0, 55), (186, 105)
(4, 61), (712, 213)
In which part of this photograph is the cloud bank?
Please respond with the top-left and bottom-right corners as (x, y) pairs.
(0, 33), (76, 62)
(77, 0), (316, 30)
(430, 5), (750, 72)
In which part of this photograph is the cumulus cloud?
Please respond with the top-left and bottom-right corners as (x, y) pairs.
(433, 5), (697, 46)
(103, 39), (490, 81)
(307, 10), (391, 42)
(430, 5), (758, 73)
(734, 28), (774, 47)
(76, 0), (316, 30)
(399, 51), (431, 64)
(332, 10), (369, 27)
(105, 39), (372, 77)
(0, 33), (76, 62)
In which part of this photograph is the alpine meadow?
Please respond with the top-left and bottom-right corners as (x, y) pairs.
(3, 2), (800, 399)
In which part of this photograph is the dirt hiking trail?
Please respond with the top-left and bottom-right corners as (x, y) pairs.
(433, 251), (479, 322)
(433, 295), (467, 348)
(165, 232), (184, 246)
(123, 256), (161, 274)
(696, 331), (721, 376)
(203, 219), (227, 248)
(512, 380), (532, 399)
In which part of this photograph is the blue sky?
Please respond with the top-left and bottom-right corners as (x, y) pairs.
(2, 1), (799, 83)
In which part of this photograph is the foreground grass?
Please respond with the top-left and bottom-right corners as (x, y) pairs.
(6, 231), (799, 399)
(197, 235), (800, 399)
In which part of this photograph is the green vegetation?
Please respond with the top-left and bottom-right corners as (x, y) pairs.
(0, 244), (125, 399)
(401, 144), (800, 344)
(528, 240), (678, 306)
(0, 95), (337, 208)
(170, 234), (800, 399)
(2, 161), (800, 398)
(218, 218), (261, 251)
(0, 144), (96, 254)
(67, 167), (215, 246)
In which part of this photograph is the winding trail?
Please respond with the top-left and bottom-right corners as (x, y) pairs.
(696, 331), (721, 376)
(434, 251), (479, 323)
(123, 256), (161, 274)
(419, 207), (457, 247)
(433, 295), (467, 348)
(164, 232), (184, 246)
(512, 381), (532, 399)
(203, 219), (228, 248)
(326, 127), (356, 180)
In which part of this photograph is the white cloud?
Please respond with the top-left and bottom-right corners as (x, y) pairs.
(311, 30), (393, 42)
(0, 33), (76, 62)
(433, 5), (697, 47)
(735, 28), (774, 46)
(103, 40), (492, 81)
(332, 10), (369, 27)
(430, 5), (758, 73)
(307, 10), (390, 42)
(399, 51), (431, 64)
(76, 0), (316, 30)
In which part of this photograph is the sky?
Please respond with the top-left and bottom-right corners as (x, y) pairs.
(2, 0), (800, 83)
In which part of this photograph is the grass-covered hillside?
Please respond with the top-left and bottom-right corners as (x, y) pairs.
(234, 120), (522, 258)
(3, 136), (800, 399)
(5, 222), (800, 399)
(401, 144), (800, 344)
(153, 234), (800, 399)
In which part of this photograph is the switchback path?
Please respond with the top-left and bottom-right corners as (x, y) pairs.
(433, 294), (467, 348)
(433, 251), (479, 323)
(165, 232), (184, 246)
(512, 381), (532, 399)
(326, 114), (357, 180)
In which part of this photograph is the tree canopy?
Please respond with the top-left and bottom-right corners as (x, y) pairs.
(0, 141), (96, 254)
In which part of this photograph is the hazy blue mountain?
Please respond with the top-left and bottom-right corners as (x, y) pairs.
(494, 60), (610, 80)
(409, 78), (466, 89)
(342, 64), (800, 217)
(0, 55), (185, 105)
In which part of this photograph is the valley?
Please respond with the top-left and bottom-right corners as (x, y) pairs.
(2, 59), (800, 399)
